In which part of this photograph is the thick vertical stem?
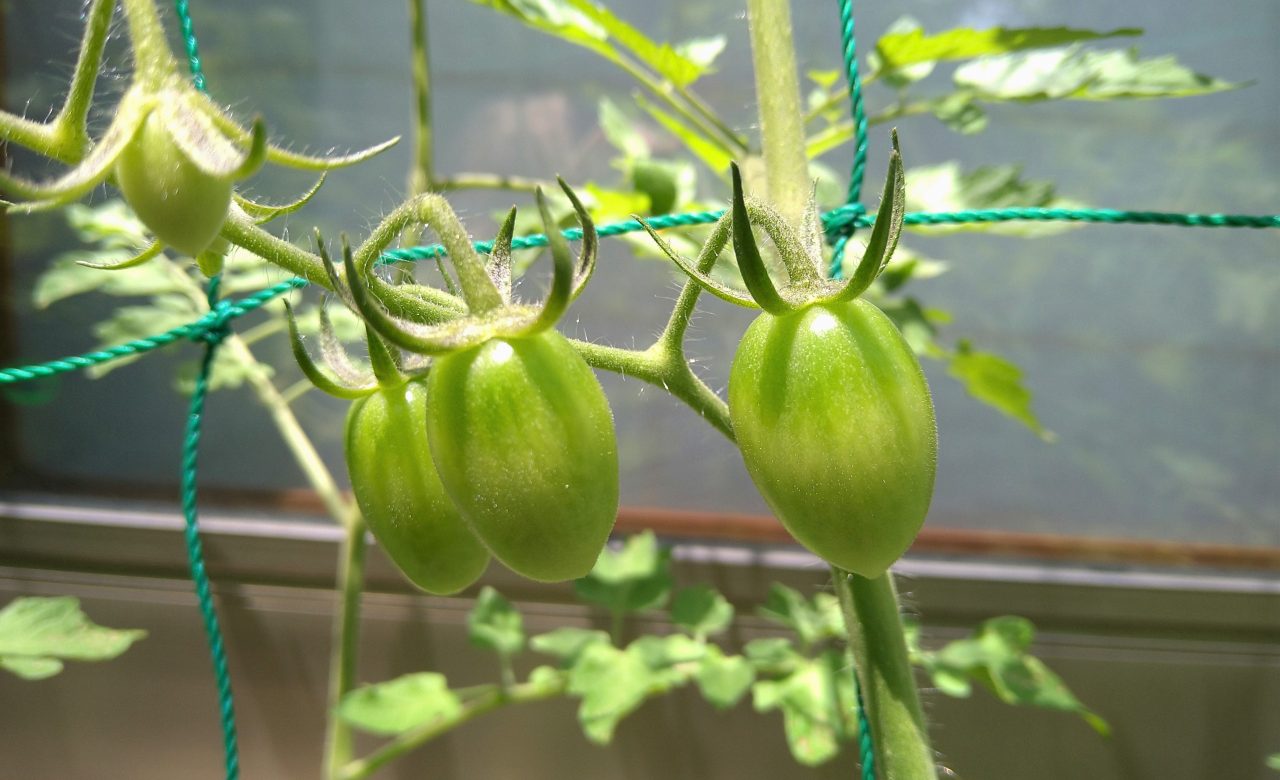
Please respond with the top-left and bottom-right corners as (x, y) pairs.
(407, 0), (434, 195)
(834, 568), (934, 779)
(744, 0), (811, 233)
(119, 0), (182, 88)
(324, 514), (368, 780)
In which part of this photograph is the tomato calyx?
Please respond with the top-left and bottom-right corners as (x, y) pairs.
(640, 130), (906, 314)
(336, 180), (599, 356)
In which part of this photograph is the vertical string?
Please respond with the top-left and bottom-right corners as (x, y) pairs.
(171, 1), (238, 777)
(835, 2), (878, 778)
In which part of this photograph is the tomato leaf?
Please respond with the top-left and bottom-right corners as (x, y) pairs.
(758, 585), (845, 648)
(918, 616), (1109, 735)
(530, 627), (612, 665)
(694, 646), (755, 710)
(563, 0), (718, 88)
(955, 45), (1245, 102)
(0, 597), (145, 680)
(874, 25), (1141, 70)
(467, 587), (525, 657)
(1266, 754), (1280, 771)
(670, 585), (734, 638)
(905, 161), (1086, 237)
(567, 642), (671, 743)
(628, 634), (705, 669)
(947, 340), (1051, 439)
(574, 531), (673, 614)
(751, 652), (854, 766)
(338, 672), (462, 736)
(635, 95), (732, 175)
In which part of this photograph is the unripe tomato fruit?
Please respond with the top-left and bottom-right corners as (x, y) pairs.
(115, 112), (232, 256)
(729, 299), (937, 578)
(346, 381), (490, 594)
(425, 331), (619, 582)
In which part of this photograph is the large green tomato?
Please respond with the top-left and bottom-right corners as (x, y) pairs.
(425, 331), (619, 582)
(729, 299), (937, 578)
(346, 381), (490, 594)
(115, 112), (232, 256)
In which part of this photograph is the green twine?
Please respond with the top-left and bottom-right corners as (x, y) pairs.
(171, 1), (239, 778)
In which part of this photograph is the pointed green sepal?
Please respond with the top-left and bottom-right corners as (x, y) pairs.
(488, 206), (517, 301)
(635, 215), (758, 309)
(234, 173), (326, 224)
(76, 239), (164, 270)
(558, 177), (599, 301)
(827, 129), (906, 303)
(524, 187), (575, 334)
(730, 162), (794, 315)
(283, 300), (376, 400)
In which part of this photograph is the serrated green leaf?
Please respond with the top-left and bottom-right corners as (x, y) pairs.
(670, 585), (734, 637)
(574, 532), (673, 614)
(635, 95), (732, 175)
(598, 97), (650, 160)
(905, 161), (1086, 237)
(875, 26), (1141, 70)
(566, 642), (654, 743)
(955, 45), (1244, 102)
(530, 627), (611, 665)
(338, 672), (462, 736)
(947, 340), (1050, 438)
(0, 597), (145, 680)
(695, 646), (755, 710)
(468, 587), (525, 657)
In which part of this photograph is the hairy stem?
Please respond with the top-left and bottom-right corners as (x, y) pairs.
(119, 0), (182, 88)
(324, 513), (368, 780)
(833, 568), (934, 779)
(434, 173), (549, 193)
(745, 0), (811, 232)
(407, 0), (433, 196)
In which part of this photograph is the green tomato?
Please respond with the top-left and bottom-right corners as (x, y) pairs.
(728, 299), (937, 578)
(115, 112), (232, 256)
(426, 331), (619, 583)
(346, 381), (490, 594)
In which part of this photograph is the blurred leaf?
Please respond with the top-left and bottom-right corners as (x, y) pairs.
(905, 161), (1086, 237)
(743, 637), (803, 675)
(338, 672), (462, 736)
(877, 297), (941, 356)
(752, 652), (854, 766)
(758, 584), (844, 647)
(932, 91), (988, 134)
(1267, 754), (1280, 771)
(174, 351), (273, 395)
(565, 0), (718, 87)
(673, 36), (726, 73)
(531, 627), (612, 665)
(875, 26), (1140, 69)
(289, 302), (366, 343)
(468, 587), (525, 657)
(948, 340), (1050, 438)
(584, 182), (651, 222)
(469, 0), (612, 59)
(0, 597), (145, 680)
(695, 645), (755, 710)
(574, 532), (673, 614)
(635, 95), (732, 175)
(866, 17), (936, 87)
(670, 585), (734, 638)
(629, 633), (705, 670)
(872, 247), (949, 293)
(65, 201), (151, 250)
(567, 641), (680, 743)
(921, 616), (1108, 735)
(807, 69), (842, 90)
(626, 161), (680, 215)
(34, 254), (182, 309)
(956, 45), (1244, 101)
(86, 295), (200, 378)
(598, 97), (650, 159)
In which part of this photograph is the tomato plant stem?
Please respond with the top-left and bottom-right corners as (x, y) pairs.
(119, 0), (181, 89)
(406, 0), (433, 196)
(833, 567), (935, 780)
(745, 0), (813, 237)
(324, 514), (368, 780)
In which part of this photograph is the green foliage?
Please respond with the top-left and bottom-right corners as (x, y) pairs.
(1267, 753), (1280, 771)
(338, 673), (462, 736)
(0, 597), (145, 680)
(751, 650), (857, 766)
(872, 25), (1141, 71)
(573, 531), (673, 615)
(467, 587), (525, 657)
(670, 585), (734, 638)
(758, 584), (844, 649)
(694, 645), (755, 709)
(955, 46), (1244, 102)
(905, 162), (1086, 237)
(911, 616), (1109, 735)
(948, 341), (1052, 439)
(530, 627), (611, 665)
(635, 95), (732, 174)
